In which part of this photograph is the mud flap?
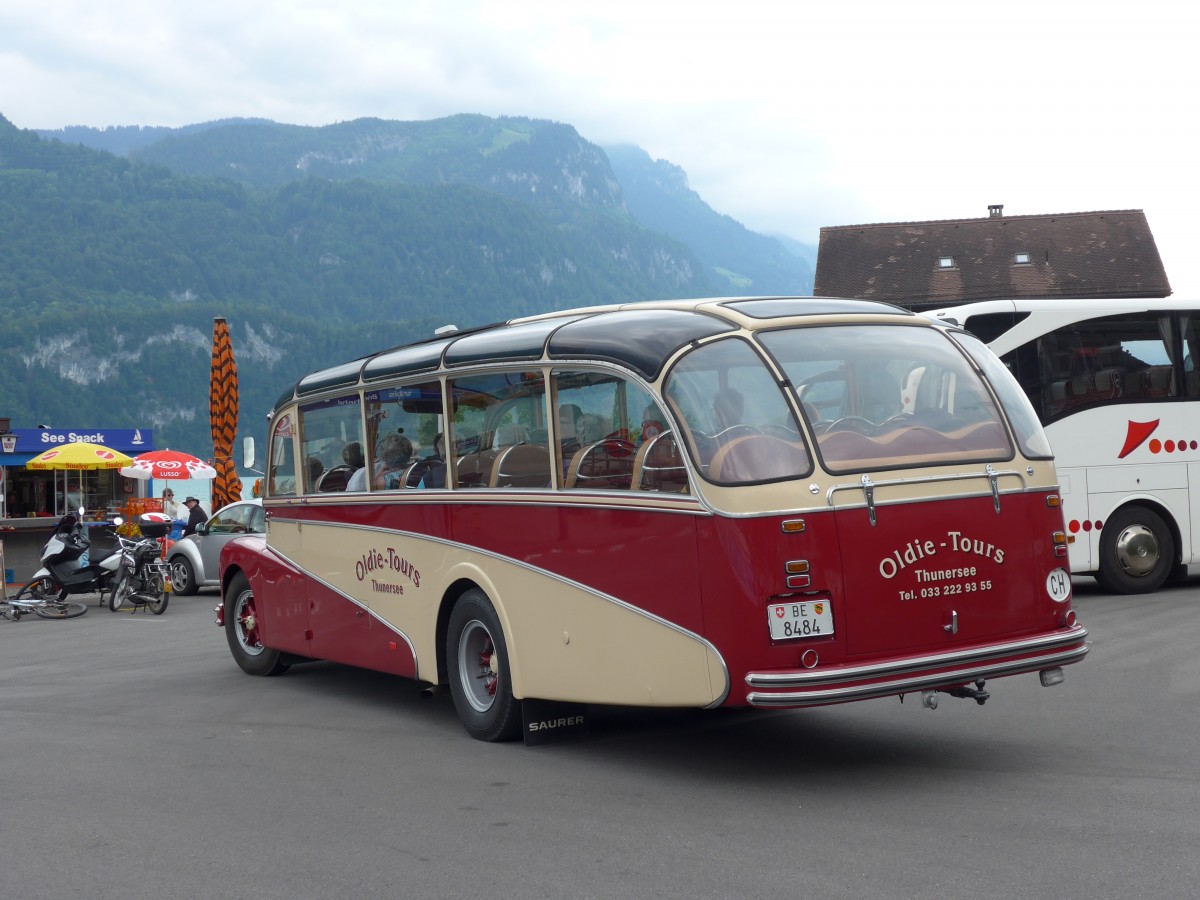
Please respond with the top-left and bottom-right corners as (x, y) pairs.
(522, 699), (589, 746)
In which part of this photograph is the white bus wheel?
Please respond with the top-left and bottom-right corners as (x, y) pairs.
(1096, 506), (1174, 595)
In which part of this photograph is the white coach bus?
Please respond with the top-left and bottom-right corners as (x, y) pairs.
(929, 297), (1199, 593)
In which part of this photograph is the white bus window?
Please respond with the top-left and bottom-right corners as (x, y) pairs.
(449, 372), (550, 489)
(299, 394), (364, 494)
(761, 325), (1011, 473)
(1181, 315), (1199, 397)
(1026, 313), (1178, 419)
(665, 338), (810, 485)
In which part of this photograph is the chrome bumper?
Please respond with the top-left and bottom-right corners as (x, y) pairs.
(745, 626), (1089, 708)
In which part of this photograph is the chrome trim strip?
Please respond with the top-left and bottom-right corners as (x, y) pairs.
(275, 491), (709, 516)
(745, 626), (1088, 688)
(746, 644), (1089, 707)
(826, 467), (1030, 508)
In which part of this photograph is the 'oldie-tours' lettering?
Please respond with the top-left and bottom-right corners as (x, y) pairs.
(879, 531), (1005, 579)
(355, 548), (421, 588)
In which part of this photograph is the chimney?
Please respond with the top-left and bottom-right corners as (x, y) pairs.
(988, 204), (1004, 218)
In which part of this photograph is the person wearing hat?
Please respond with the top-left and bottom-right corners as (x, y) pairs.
(181, 496), (207, 537)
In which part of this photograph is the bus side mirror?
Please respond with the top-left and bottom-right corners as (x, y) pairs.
(243, 436), (256, 472)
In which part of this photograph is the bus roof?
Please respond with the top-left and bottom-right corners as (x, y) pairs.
(927, 295), (1195, 325)
(277, 295), (914, 409)
(924, 296), (1196, 355)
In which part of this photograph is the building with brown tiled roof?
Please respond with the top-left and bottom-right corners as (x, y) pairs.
(813, 206), (1171, 309)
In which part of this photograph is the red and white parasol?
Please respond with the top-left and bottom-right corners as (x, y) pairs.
(120, 449), (217, 481)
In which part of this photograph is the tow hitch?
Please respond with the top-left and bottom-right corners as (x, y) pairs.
(946, 678), (990, 705)
(919, 678), (990, 710)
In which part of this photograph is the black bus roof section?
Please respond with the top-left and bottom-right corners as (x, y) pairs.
(548, 308), (735, 381)
(279, 299), (899, 410)
(443, 315), (588, 367)
(362, 337), (458, 382)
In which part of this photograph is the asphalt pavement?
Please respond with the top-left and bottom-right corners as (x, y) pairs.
(2, 578), (1199, 900)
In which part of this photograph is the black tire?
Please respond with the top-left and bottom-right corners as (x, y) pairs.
(1096, 505), (1175, 595)
(445, 588), (522, 742)
(14, 576), (62, 605)
(109, 573), (131, 611)
(146, 572), (169, 615)
(35, 599), (88, 619)
(169, 556), (198, 596)
(225, 572), (289, 676)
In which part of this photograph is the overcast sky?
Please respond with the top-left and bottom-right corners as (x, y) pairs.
(2, 0), (1196, 293)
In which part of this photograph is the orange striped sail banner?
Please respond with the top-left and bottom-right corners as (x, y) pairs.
(209, 317), (243, 513)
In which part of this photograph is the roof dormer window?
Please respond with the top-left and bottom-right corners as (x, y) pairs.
(937, 256), (955, 269)
(1014, 252), (1031, 265)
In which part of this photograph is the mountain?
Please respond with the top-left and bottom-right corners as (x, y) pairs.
(1, 113), (713, 456)
(7, 112), (813, 459)
(604, 145), (814, 295)
(41, 115), (816, 294)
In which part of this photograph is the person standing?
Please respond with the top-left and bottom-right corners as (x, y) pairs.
(161, 488), (180, 520)
(182, 496), (206, 537)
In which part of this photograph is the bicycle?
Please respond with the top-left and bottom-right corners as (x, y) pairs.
(1, 579), (88, 621)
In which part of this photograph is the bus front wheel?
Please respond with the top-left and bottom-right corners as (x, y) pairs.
(225, 572), (290, 676)
(1096, 506), (1175, 595)
(446, 589), (522, 742)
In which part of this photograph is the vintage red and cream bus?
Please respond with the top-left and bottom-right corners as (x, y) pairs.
(217, 297), (1088, 742)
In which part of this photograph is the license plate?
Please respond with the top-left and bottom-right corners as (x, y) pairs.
(768, 598), (833, 640)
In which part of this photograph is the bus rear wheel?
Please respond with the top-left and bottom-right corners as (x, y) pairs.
(446, 589), (522, 742)
(1096, 506), (1174, 595)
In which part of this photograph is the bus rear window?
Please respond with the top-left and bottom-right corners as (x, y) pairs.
(759, 324), (1013, 473)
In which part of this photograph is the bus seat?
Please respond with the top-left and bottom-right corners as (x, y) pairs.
(708, 434), (809, 483)
(631, 431), (689, 493)
(493, 423), (527, 446)
(1092, 368), (1122, 399)
(944, 421), (1009, 453)
(565, 439), (635, 489)
(490, 444), (551, 488)
(398, 459), (423, 489)
(1142, 366), (1174, 397)
(315, 465), (355, 492)
(456, 448), (500, 488)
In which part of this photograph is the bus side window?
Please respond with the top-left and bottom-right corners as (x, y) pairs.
(450, 371), (548, 489)
(553, 370), (659, 491)
(268, 413), (297, 498)
(362, 381), (444, 492)
(298, 393), (364, 495)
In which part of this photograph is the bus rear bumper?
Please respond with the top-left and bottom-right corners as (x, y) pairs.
(744, 626), (1089, 708)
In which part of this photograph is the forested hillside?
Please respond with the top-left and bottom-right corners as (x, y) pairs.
(1, 113), (714, 455)
(42, 115), (816, 295)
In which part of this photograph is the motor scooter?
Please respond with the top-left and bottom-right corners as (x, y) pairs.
(108, 512), (171, 614)
(0, 511), (121, 621)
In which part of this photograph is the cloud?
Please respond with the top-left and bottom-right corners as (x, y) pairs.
(1, 0), (1194, 291)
